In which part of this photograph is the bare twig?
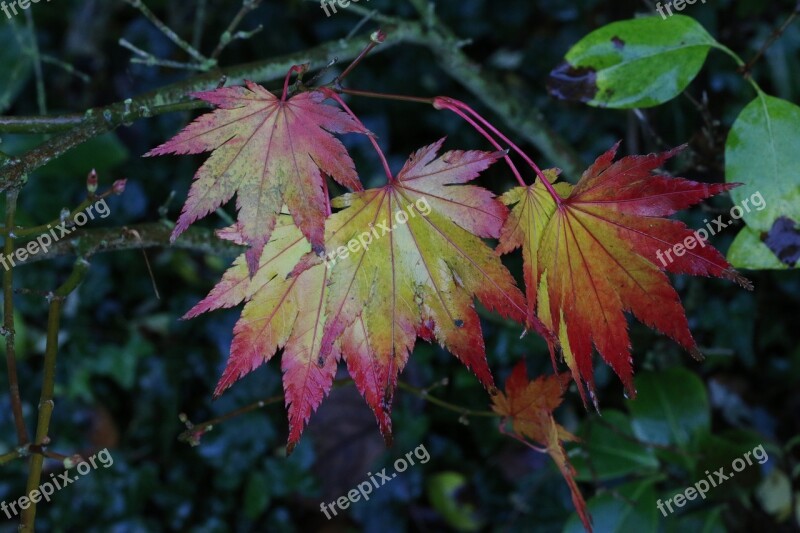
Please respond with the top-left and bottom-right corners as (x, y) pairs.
(3, 188), (29, 446)
(122, 0), (211, 65)
(23, 9), (46, 114)
(119, 38), (211, 72)
(741, 1), (800, 76)
(179, 378), (497, 447)
(192, 0), (208, 51)
(398, 381), (498, 419)
(211, 0), (264, 60)
(20, 259), (90, 532)
(40, 55), (91, 83)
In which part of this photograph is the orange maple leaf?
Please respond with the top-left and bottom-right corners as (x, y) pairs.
(499, 143), (751, 403)
(492, 361), (591, 532)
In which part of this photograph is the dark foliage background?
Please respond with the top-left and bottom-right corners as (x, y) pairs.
(1, 0), (799, 531)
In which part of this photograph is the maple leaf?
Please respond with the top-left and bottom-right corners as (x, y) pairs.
(491, 361), (591, 532)
(146, 79), (369, 271)
(185, 216), (340, 450)
(498, 143), (750, 403)
(316, 139), (553, 440)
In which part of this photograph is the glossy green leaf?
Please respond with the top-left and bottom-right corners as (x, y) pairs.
(728, 226), (789, 270)
(628, 367), (710, 447)
(550, 16), (717, 108)
(726, 93), (800, 257)
(563, 478), (659, 533)
(570, 410), (659, 482)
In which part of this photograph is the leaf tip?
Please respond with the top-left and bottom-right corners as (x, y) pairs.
(286, 441), (297, 456)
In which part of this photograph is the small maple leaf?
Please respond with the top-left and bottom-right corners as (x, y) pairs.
(499, 143), (751, 404)
(185, 216), (340, 451)
(146, 79), (369, 272)
(317, 139), (553, 440)
(491, 361), (591, 532)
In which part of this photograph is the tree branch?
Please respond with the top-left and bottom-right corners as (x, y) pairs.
(404, 3), (585, 177)
(13, 222), (243, 267)
(1, 14), (583, 189)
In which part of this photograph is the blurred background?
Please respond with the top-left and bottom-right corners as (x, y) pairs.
(0, 0), (799, 531)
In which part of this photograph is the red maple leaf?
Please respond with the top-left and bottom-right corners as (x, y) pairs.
(499, 143), (751, 403)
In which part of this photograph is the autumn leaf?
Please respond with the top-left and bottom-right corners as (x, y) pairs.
(499, 143), (750, 404)
(316, 139), (553, 440)
(185, 216), (340, 451)
(492, 361), (591, 532)
(146, 79), (369, 271)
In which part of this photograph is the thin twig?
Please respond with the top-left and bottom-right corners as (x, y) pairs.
(0, 183), (122, 238)
(178, 395), (284, 444)
(19, 259), (90, 532)
(192, 0), (208, 51)
(179, 378), (498, 446)
(211, 0), (264, 60)
(40, 55), (91, 83)
(24, 9), (46, 115)
(122, 0), (210, 65)
(0, 448), (23, 466)
(741, 1), (800, 76)
(335, 29), (385, 84)
(3, 188), (29, 446)
(397, 381), (498, 418)
(346, 9), (378, 41)
(119, 38), (209, 71)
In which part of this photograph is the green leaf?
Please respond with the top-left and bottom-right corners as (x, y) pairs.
(563, 478), (660, 533)
(549, 16), (717, 108)
(689, 429), (768, 496)
(427, 472), (483, 532)
(728, 226), (789, 270)
(757, 470), (793, 521)
(666, 507), (726, 533)
(628, 367), (710, 447)
(726, 93), (800, 238)
(243, 471), (271, 519)
(0, 23), (32, 113)
(570, 410), (659, 482)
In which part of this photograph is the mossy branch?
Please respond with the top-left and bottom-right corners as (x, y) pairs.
(0, 15), (583, 190)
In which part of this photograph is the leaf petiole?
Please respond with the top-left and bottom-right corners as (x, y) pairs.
(435, 97), (563, 204)
(322, 88), (395, 183)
